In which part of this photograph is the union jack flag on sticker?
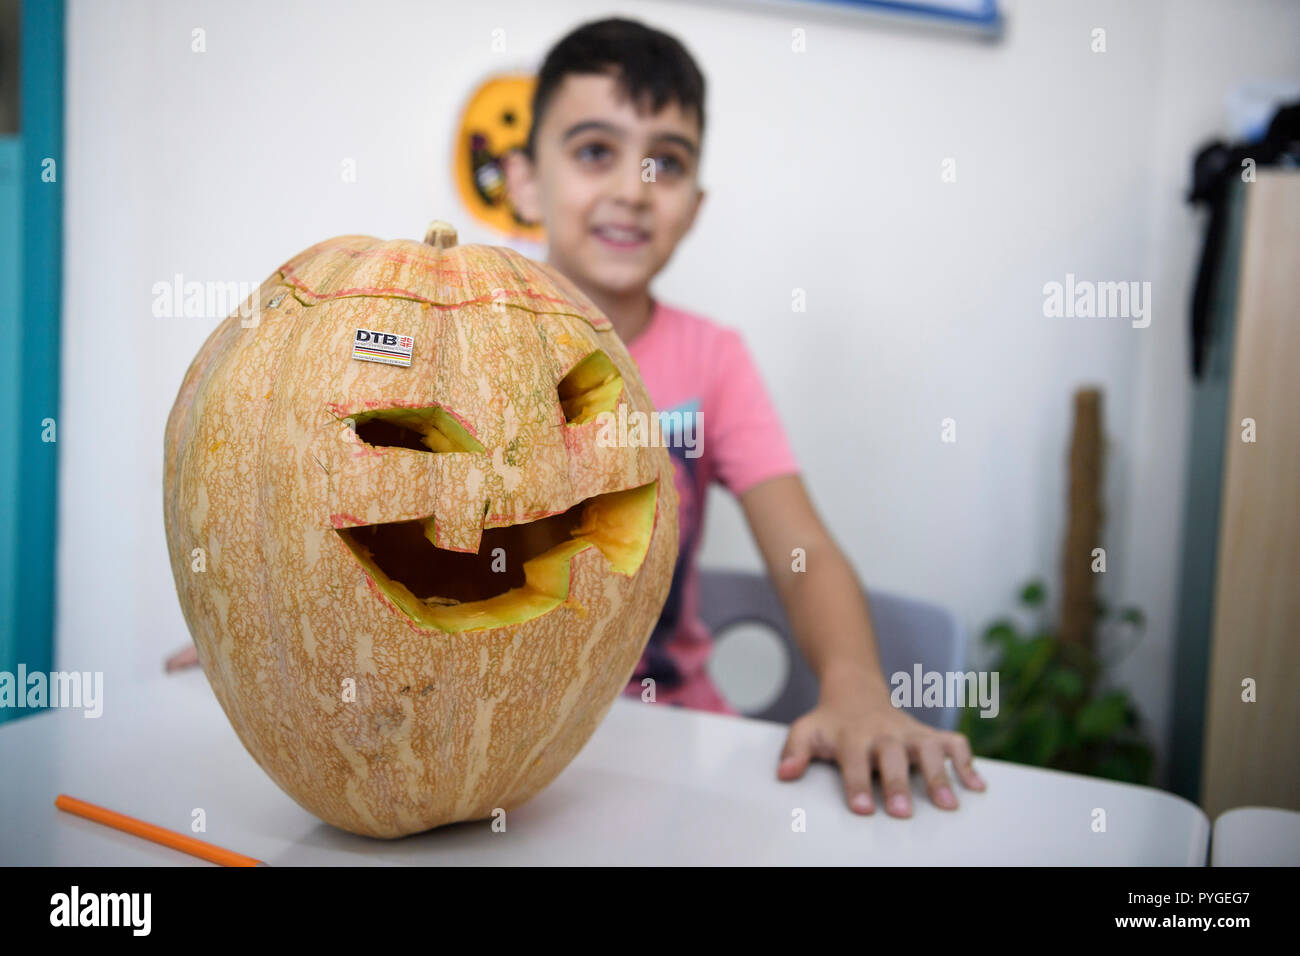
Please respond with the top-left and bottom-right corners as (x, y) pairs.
(352, 329), (414, 367)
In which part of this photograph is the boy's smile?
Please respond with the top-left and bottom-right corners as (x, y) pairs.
(506, 72), (704, 302)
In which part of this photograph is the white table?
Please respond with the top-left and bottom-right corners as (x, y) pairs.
(0, 670), (1209, 865)
(1211, 807), (1300, 866)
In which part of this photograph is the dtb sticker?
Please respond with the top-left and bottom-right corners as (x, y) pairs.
(352, 328), (414, 367)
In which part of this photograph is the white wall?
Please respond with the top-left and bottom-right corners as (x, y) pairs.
(59, 0), (1300, 784)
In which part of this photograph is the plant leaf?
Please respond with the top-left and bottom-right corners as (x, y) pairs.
(1016, 635), (1056, 697)
(1019, 581), (1046, 607)
(1076, 691), (1128, 742)
(1028, 705), (1066, 766)
(983, 620), (1019, 647)
(1095, 741), (1154, 784)
(1042, 667), (1084, 701)
(1120, 607), (1146, 629)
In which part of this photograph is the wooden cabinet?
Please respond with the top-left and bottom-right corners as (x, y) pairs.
(1192, 170), (1300, 818)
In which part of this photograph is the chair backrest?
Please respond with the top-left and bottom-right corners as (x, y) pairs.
(697, 568), (966, 728)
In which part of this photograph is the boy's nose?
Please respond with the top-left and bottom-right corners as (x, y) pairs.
(611, 159), (653, 205)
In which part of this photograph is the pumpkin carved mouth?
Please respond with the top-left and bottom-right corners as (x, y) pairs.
(336, 480), (658, 633)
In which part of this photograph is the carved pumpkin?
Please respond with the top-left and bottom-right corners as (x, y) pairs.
(163, 221), (677, 838)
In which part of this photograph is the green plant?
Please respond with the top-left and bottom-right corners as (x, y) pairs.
(958, 579), (1154, 785)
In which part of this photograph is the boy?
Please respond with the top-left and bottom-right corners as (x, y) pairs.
(503, 18), (985, 817)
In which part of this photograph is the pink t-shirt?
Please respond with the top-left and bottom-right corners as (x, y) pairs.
(619, 299), (801, 715)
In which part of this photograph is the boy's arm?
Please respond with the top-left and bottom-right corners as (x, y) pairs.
(164, 644), (199, 671)
(738, 474), (986, 817)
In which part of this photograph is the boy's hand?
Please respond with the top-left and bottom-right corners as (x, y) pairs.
(777, 690), (986, 817)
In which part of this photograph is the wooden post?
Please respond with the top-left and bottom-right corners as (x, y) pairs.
(1060, 388), (1103, 647)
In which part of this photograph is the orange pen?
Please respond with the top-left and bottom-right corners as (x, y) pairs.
(54, 794), (267, 867)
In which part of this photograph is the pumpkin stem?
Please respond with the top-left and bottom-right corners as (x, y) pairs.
(424, 220), (458, 249)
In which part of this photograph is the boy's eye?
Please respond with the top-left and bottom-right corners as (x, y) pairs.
(575, 142), (612, 163)
(653, 154), (685, 177)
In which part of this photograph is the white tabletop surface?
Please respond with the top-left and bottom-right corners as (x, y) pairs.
(0, 669), (1209, 865)
(1211, 807), (1300, 866)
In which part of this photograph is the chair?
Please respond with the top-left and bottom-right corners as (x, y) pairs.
(697, 568), (967, 728)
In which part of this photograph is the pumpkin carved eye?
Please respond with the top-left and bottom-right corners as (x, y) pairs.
(349, 406), (485, 453)
(558, 350), (622, 425)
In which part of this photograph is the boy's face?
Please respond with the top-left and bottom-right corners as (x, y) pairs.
(506, 71), (704, 298)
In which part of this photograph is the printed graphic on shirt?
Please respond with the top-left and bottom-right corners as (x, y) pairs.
(635, 399), (701, 691)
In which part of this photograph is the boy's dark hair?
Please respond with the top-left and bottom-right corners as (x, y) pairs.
(525, 18), (706, 159)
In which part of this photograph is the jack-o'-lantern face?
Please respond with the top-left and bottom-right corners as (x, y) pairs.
(163, 221), (677, 838)
(454, 74), (543, 241)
